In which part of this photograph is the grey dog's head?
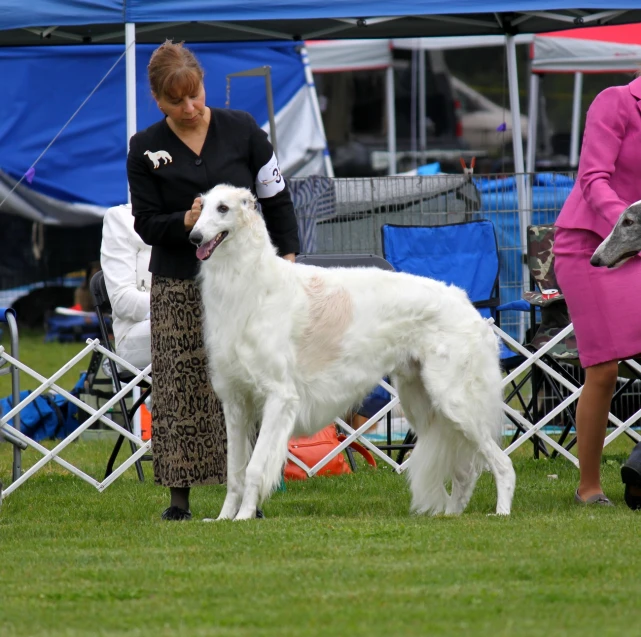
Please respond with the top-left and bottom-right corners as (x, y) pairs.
(591, 201), (641, 269)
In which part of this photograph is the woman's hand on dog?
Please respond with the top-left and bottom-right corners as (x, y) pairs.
(185, 196), (202, 231)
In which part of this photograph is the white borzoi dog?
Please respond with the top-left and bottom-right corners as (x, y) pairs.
(190, 184), (515, 520)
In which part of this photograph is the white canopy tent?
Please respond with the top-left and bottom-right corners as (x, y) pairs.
(306, 35), (533, 175)
(528, 23), (641, 170)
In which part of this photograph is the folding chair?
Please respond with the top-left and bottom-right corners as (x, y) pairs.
(513, 224), (641, 458)
(89, 271), (152, 481)
(294, 253), (408, 474)
(380, 220), (547, 455)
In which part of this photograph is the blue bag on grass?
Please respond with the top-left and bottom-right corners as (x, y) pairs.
(0, 373), (86, 441)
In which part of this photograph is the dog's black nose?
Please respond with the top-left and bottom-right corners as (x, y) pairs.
(189, 229), (203, 246)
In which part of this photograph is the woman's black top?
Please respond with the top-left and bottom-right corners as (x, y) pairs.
(127, 107), (300, 280)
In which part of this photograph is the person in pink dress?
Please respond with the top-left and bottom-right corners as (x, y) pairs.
(555, 75), (641, 508)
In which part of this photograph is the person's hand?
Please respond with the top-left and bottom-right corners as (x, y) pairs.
(185, 196), (202, 231)
(282, 253), (296, 263)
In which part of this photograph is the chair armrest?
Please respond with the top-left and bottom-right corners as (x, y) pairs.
(472, 298), (500, 309)
(497, 300), (531, 312)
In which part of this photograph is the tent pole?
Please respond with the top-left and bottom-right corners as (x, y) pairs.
(525, 70), (540, 218)
(386, 64), (397, 175)
(125, 23), (137, 204)
(506, 33), (528, 343)
(525, 72), (539, 176)
(418, 47), (427, 157)
(506, 36), (526, 177)
(299, 45), (334, 178)
(569, 72), (583, 168)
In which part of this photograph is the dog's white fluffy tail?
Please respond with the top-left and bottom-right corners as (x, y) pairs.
(406, 419), (483, 515)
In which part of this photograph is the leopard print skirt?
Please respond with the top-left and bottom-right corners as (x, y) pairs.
(150, 275), (226, 487)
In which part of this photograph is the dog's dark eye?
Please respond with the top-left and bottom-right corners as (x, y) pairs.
(622, 218), (635, 227)
(217, 204), (229, 214)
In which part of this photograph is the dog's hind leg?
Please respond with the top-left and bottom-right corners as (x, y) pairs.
(234, 391), (298, 521)
(420, 364), (515, 515)
(478, 439), (515, 515)
(217, 398), (254, 521)
(412, 348), (515, 516)
(446, 448), (481, 515)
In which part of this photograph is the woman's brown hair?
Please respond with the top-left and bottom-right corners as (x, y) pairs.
(147, 40), (204, 99)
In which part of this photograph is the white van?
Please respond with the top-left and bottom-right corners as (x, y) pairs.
(451, 76), (529, 153)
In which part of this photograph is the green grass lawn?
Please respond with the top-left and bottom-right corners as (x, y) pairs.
(2, 330), (640, 636)
(0, 329), (88, 398)
(1, 437), (639, 637)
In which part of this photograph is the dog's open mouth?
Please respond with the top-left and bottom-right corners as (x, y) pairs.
(196, 231), (228, 261)
(609, 251), (638, 268)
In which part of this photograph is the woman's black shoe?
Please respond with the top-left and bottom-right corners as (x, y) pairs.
(621, 464), (641, 510)
(161, 506), (192, 521)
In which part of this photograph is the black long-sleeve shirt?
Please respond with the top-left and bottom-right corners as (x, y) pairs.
(127, 107), (300, 280)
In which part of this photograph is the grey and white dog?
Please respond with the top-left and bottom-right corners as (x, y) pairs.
(591, 201), (641, 268)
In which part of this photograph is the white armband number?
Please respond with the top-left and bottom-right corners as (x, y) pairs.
(255, 153), (286, 199)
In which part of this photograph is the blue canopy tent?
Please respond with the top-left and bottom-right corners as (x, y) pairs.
(2, 1), (639, 233)
(0, 41), (320, 207)
(0, 39), (327, 291)
(3, 1), (641, 175)
(1, 1), (640, 294)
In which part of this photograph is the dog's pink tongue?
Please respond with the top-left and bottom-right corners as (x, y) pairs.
(196, 238), (216, 261)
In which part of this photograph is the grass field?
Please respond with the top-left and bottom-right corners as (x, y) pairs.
(2, 331), (641, 636)
(1, 438), (639, 637)
(0, 328), (89, 398)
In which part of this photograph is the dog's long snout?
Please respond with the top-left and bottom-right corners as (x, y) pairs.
(189, 229), (203, 246)
(590, 251), (604, 267)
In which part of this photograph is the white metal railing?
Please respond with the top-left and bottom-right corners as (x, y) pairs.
(1, 339), (151, 499)
(5, 321), (641, 498)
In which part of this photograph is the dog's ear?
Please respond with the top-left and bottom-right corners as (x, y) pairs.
(241, 190), (256, 211)
(238, 189), (257, 218)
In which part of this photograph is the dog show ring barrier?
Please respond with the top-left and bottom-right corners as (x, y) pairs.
(4, 170), (641, 497)
(4, 319), (641, 496)
(0, 337), (152, 500)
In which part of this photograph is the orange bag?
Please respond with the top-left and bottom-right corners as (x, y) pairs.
(284, 424), (376, 481)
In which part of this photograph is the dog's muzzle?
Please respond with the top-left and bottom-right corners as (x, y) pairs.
(191, 231), (229, 261)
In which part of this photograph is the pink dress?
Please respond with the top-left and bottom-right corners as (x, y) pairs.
(554, 77), (641, 368)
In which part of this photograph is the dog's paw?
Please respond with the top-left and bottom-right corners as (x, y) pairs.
(202, 514), (231, 522)
(233, 506), (260, 521)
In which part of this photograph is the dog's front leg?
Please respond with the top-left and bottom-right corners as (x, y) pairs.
(234, 391), (298, 521)
(217, 399), (253, 521)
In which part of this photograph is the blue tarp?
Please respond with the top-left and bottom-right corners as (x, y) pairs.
(0, 42), (305, 206)
(474, 173), (575, 337)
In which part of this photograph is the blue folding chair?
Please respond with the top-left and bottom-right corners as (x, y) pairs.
(381, 221), (545, 456)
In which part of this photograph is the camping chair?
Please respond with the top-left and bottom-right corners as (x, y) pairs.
(510, 224), (641, 459)
(380, 220), (547, 456)
(89, 271), (152, 481)
(294, 253), (408, 474)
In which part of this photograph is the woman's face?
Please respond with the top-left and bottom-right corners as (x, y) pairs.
(156, 82), (207, 130)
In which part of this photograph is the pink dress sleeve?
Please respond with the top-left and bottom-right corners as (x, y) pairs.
(578, 86), (630, 229)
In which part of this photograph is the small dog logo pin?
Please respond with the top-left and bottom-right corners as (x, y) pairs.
(144, 150), (173, 169)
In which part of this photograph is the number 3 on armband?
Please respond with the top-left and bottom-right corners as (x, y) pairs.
(272, 166), (282, 184)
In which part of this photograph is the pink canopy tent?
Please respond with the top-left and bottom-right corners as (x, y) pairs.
(527, 23), (641, 169)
